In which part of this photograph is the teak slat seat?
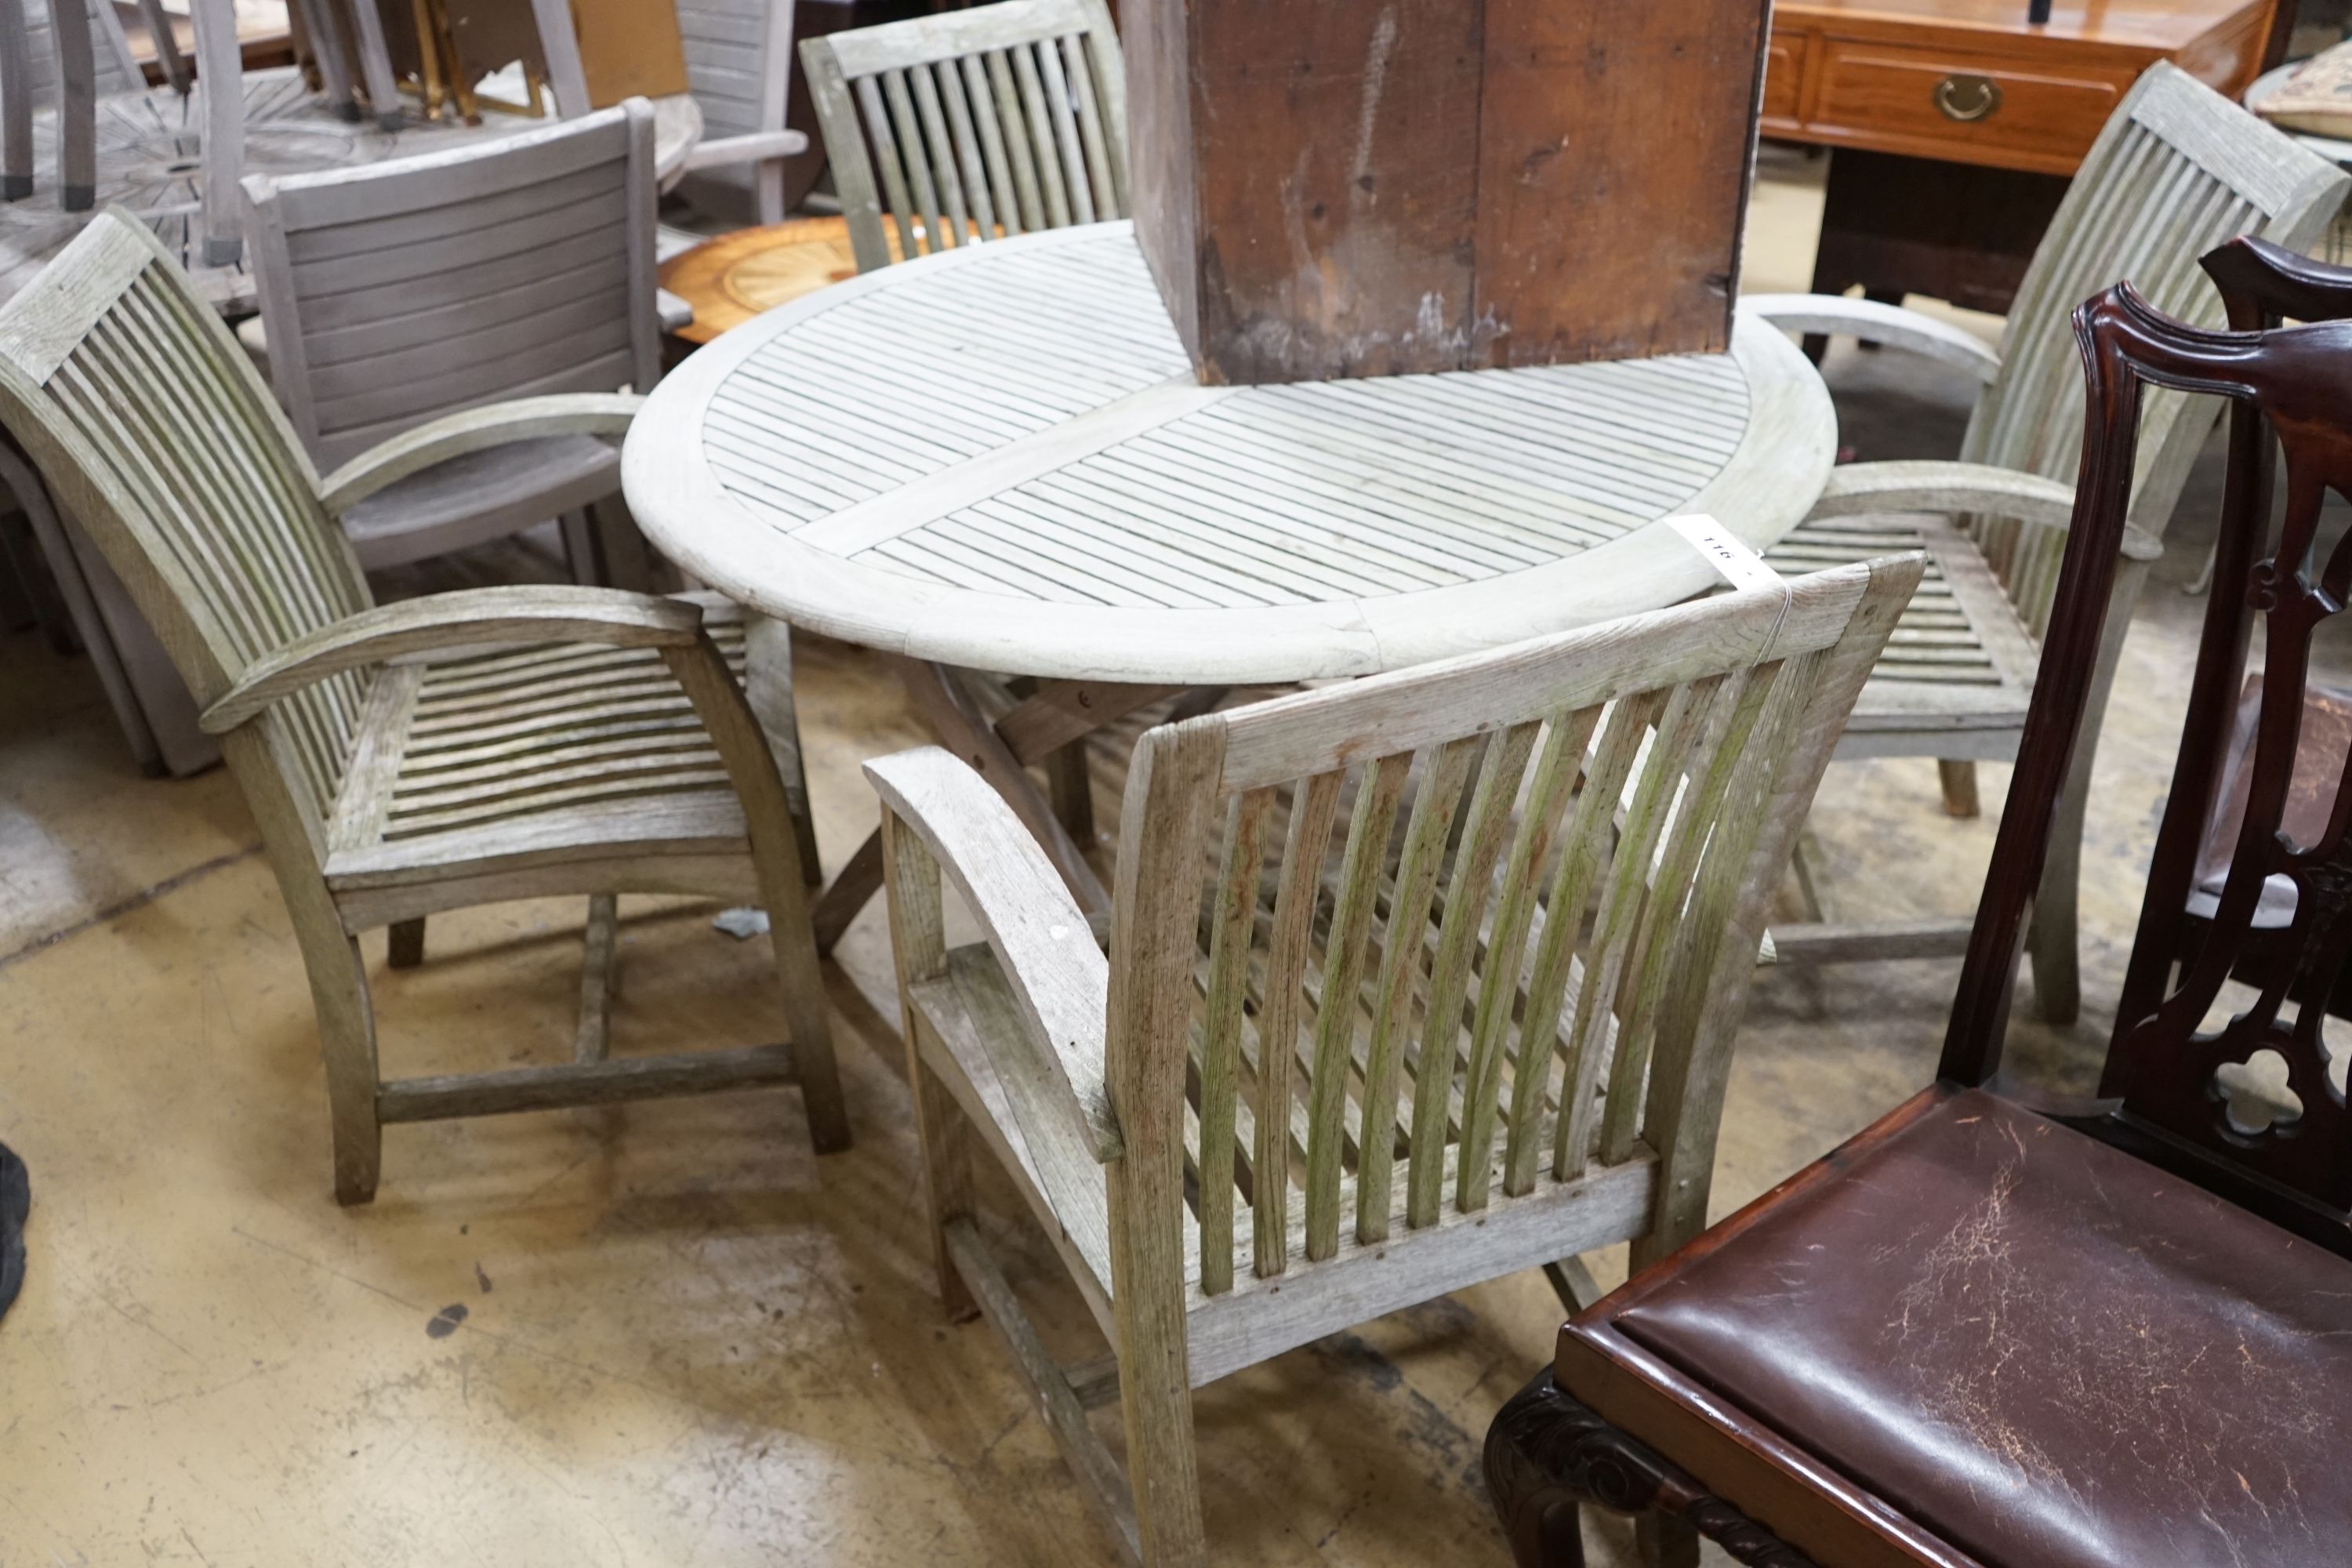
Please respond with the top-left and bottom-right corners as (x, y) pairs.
(239, 101), (667, 586)
(799, 0), (1127, 276)
(1483, 250), (2352, 1568)
(869, 547), (1921, 1566)
(1744, 62), (2349, 1021)
(0, 211), (846, 1204)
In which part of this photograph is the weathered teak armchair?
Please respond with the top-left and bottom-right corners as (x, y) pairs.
(1486, 261), (2352, 1568)
(0, 212), (847, 1204)
(1746, 62), (2348, 1022)
(799, 0), (1127, 275)
(869, 554), (1919, 1566)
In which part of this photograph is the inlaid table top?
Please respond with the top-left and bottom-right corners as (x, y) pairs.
(624, 220), (1838, 684)
(0, 71), (702, 314)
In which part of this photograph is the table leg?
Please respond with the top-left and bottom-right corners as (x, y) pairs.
(1044, 739), (1094, 844)
(740, 615), (824, 887)
(894, 657), (1111, 919)
(811, 829), (884, 956)
(797, 659), (1198, 954)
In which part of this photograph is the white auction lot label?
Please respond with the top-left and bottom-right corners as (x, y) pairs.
(1666, 514), (1784, 593)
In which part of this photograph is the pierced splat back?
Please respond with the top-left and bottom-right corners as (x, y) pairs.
(1944, 251), (2352, 1244)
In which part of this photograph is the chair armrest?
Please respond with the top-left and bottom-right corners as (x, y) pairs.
(201, 586), (702, 735)
(1808, 459), (2161, 562)
(1740, 292), (2002, 385)
(658, 289), (695, 334)
(684, 129), (811, 170)
(866, 746), (1120, 1162)
(317, 393), (644, 516)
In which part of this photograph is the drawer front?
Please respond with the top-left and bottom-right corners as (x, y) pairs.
(1761, 31), (1806, 125)
(1813, 40), (2134, 169)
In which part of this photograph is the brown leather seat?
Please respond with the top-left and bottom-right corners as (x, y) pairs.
(1581, 1089), (2352, 1568)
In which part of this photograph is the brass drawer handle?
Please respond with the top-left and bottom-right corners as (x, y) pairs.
(1934, 74), (2003, 122)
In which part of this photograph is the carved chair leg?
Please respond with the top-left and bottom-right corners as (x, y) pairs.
(387, 917), (426, 969)
(1485, 1370), (1817, 1568)
(1936, 759), (1980, 818)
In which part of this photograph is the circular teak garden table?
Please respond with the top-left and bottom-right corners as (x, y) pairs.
(622, 220), (1839, 946)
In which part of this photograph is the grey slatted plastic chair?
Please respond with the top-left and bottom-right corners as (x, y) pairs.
(241, 100), (663, 584)
(0, 209), (847, 1204)
(799, 0), (1126, 274)
(676, 0), (811, 225)
(1744, 62), (2350, 1022)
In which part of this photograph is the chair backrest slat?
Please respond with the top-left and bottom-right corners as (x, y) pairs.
(241, 101), (660, 471)
(1109, 557), (1921, 1297)
(1963, 64), (2347, 630)
(0, 214), (368, 836)
(800, 0), (1125, 273)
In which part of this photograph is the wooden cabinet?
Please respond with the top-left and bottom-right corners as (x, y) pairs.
(1764, 0), (2278, 176)
(1764, 0), (2288, 321)
(1127, 0), (1773, 383)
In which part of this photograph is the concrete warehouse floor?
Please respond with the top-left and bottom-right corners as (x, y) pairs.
(3, 143), (2344, 1566)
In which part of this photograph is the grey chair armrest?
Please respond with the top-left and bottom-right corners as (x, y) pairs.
(1808, 459), (2161, 562)
(866, 745), (1120, 1162)
(201, 586), (702, 734)
(316, 393), (644, 516)
(1740, 292), (2003, 385)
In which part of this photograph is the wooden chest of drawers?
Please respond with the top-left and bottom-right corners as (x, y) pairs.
(1765, 0), (2278, 176)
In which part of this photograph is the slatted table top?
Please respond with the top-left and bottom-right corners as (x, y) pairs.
(624, 221), (1838, 684)
(0, 71), (701, 314)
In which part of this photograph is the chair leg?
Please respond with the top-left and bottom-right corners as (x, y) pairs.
(2027, 731), (2092, 1027)
(662, 640), (848, 1152)
(299, 923), (383, 1206)
(590, 493), (659, 593)
(574, 894), (619, 1063)
(911, 1025), (979, 1322)
(1936, 760), (1980, 818)
(559, 510), (601, 585)
(387, 917), (426, 969)
(1484, 1370), (1816, 1568)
